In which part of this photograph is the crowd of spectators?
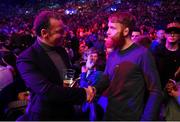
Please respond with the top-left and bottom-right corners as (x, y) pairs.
(0, 0), (179, 120)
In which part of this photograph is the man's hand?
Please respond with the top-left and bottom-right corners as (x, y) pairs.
(84, 86), (96, 102)
(81, 65), (88, 73)
(165, 79), (177, 93)
(18, 91), (30, 101)
(168, 84), (180, 97)
(86, 55), (94, 69)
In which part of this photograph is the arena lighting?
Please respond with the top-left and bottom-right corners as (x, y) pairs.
(65, 10), (70, 15)
(65, 8), (77, 15)
(79, 0), (86, 3)
(111, 7), (117, 11)
(48, 3), (60, 9)
(110, 5), (117, 12)
(116, 0), (121, 4)
(25, 11), (30, 15)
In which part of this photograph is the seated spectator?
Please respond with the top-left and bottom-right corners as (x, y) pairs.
(79, 47), (105, 121)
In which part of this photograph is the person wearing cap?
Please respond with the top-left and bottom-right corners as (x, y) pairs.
(164, 22), (180, 121)
(151, 22), (180, 120)
(152, 22), (180, 89)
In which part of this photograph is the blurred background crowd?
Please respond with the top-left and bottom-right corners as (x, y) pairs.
(0, 0), (179, 121)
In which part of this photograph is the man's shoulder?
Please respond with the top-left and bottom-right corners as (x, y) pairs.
(17, 42), (38, 60)
(135, 44), (149, 54)
(131, 44), (153, 61)
(18, 46), (34, 58)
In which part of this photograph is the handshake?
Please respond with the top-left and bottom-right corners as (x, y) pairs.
(84, 86), (96, 103)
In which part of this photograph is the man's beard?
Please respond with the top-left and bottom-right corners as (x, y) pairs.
(111, 32), (126, 50)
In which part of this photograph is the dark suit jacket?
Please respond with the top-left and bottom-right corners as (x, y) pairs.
(16, 41), (86, 120)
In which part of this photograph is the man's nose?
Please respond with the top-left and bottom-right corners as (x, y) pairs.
(106, 29), (110, 36)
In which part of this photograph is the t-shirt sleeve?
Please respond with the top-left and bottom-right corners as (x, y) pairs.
(139, 49), (163, 120)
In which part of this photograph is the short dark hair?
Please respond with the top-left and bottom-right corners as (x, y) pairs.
(108, 12), (136, 35)
(87, 47), (98, 56)
(33, 10), (61, 36)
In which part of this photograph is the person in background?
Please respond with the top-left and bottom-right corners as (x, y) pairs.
(150, 27), (166, 53)
(79, 47), (105, 121)
(131, 28), (141, 41)
(150, 21), (180, 120)
(152, 21), (180, 90)
(165, 77), (180, 120)
(0, 51), (28, 120)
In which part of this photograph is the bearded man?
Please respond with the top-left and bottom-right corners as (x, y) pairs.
(91, 12), (163, 121)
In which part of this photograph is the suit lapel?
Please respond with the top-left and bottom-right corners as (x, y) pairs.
(55, 46), (71, 68)
(32, 41), (61, 84)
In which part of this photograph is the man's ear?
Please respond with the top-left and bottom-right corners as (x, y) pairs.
(41, 29), (48, 38)
(123, 27), (129, 36)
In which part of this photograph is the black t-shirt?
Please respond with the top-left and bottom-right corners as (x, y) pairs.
(153, 44), (180, 89)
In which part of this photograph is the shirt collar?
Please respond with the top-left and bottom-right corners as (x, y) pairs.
(37, 37), (56, 52)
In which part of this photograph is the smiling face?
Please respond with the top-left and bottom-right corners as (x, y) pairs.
(46, 18), (65, 46)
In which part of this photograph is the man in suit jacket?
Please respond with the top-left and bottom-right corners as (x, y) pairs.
(16, 10), (92, 120)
